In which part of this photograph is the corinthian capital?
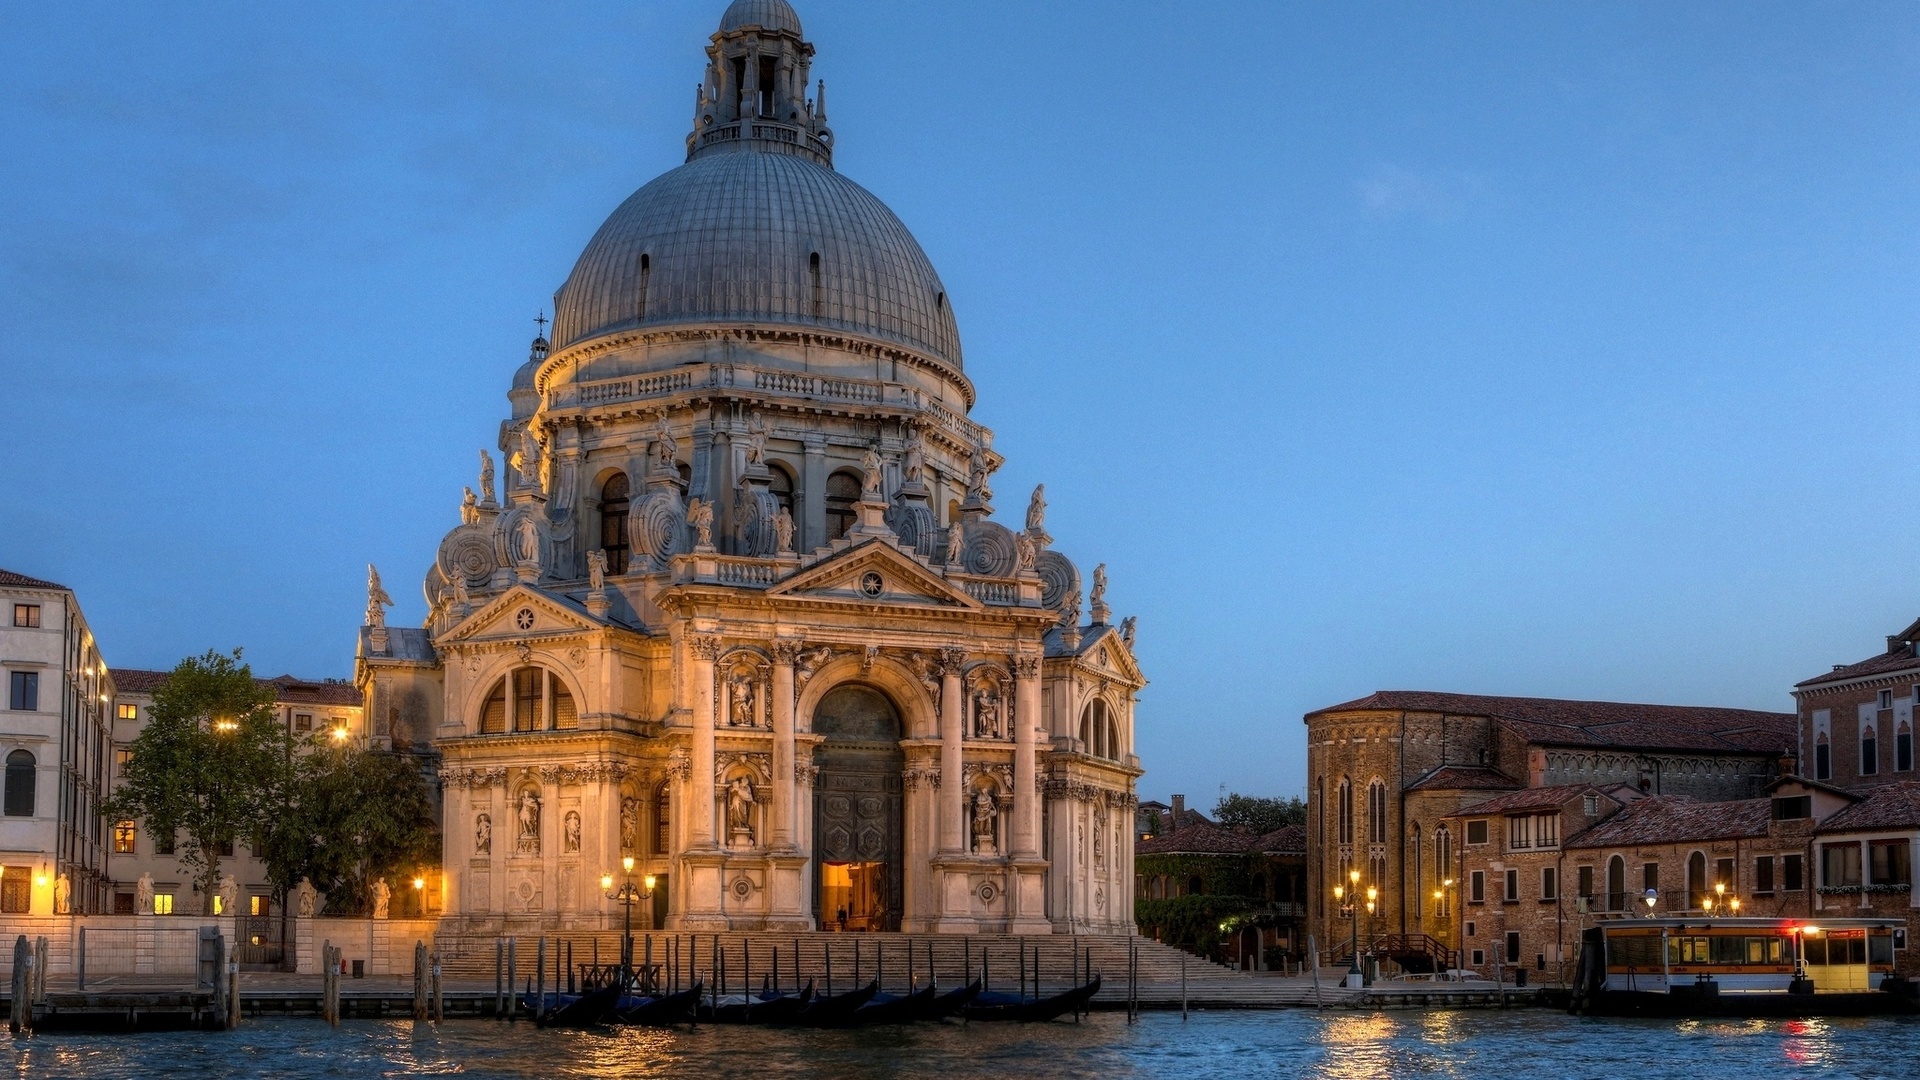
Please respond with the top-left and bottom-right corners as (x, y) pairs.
(771, 637), (805, 665)
(938, 646), (969, 675)
(689, 634), (723, 660)
(1013, 655), (1041, 679)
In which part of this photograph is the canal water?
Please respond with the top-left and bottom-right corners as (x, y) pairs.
(6, 1010), (1917, 1078)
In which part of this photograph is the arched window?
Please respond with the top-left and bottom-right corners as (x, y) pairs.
(1411, 824), (1422, 918)
(1336, 778), (1353, 846)
(1367, 780), (1387, 844)
(1078, 700), (1120, 760)
(3, 751), (33, 817)
(1899, 720), (1914, 773)
(768, 463), (796, 523)
(1607, 854), (1626, 911)
(1434, 825), (1452, 917)
(477, 667), (576, 734)
(1687, 851), (1708, 910)
(637, 253), (651, 320)
(1862, 722), (1880, 776)
(946, 499), (961, 527)
(825, 470), (860, 541)
(1187, 875), (1204, 897)
(1816, 731), (1832, 781)
(600, 473), (631, 575)
(652, 779), (671, 855)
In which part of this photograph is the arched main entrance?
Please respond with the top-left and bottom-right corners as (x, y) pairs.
(811, 684), (904, 931)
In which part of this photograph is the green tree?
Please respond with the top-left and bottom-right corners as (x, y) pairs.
(254, 743), (440, 916)
(1213, 792), (1307, 833)
(102, 650), (289, 914)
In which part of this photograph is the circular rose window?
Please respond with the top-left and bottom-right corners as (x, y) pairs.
(514, 608), (535, 630)
(859, 572), (884, 598)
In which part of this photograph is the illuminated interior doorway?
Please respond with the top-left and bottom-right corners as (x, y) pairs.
(820, 862), (888, 932)
(811, 684), (904, 931)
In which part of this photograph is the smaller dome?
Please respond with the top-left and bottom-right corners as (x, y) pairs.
(720, 0), (801, 35)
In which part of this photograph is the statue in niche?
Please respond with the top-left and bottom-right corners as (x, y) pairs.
(1015, 532), (1036, 572)
(945, 523), (964, 567)
(1026, 484), (1047, 538)
(517, 790), (542, 854)
(587, 549), (608, 592)
(371, 879), (391, 919)
(1120, 616), (1137, 646)
(653, 414), (678, 473)
(620, 797), (640, 855)
(729, 677), (756, 727)
(744, 412), (767, 467)
(54, 874), (70, 915)
(688, 498), (714, 547)
(861, 445), (883, 498)
(365, 564), (393, 628)
(475, 813), (492, 855)
(295, 879), (317, 918)
(479, 449), (497, 503)
(725, 776), (756, 844)
(973, 686), (1001, 739)
(1094, 806), (1108, 867)
(971, 789), (998, 854)
(218, 873), (239, 917)
(135, 873), (154, 915)
(461, 487), (479, 525)
(516, 515), (541, 567)
(773, 508), (795, 553)
(902, 426), (925, 484)
(563, 810), (582, 853)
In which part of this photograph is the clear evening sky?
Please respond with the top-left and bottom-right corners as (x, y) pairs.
(4, 3), (1917, 806)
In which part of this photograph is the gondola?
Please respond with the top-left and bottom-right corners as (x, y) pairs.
(700, 981), (814, 1024)
(848, 982), (937, 1026)
(791, 980), (879, 1027)
(535, 980), (626, 1029)
(962, 975), (1101, 1022)
(614, 984), (703, 1026)
(914, 979), (981, 1021)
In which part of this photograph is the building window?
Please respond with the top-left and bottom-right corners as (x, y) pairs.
(1643, 861), (1659, 898)
(1507, 815), (1531, 851)
(1410, 824), (1422, 919)
(652, 780), (671, 855)
(1822, 843), (1862, 889)
(3, 751), (34, 817)
(1079, 700), (1120, 760)
(824, 471), (861, 541)
(114, 747), (132, 774)
(1783, 853), (1803, 891)
(1535, 814), (1559, 849)
(637, 253), (650, 319)
(1471, 949), (1485, 967)
(1465, 819), (1489, 846)
(7, 672), (37, 712)
(1504, 932), (1521, 966)
(768, 464), (796, 524)
(1772, 795), (1811, 820)
(1582, 794), (1599, 816)
(113, 820), (136, 854)
(1608, 855), (1626, 911)
(1686, 851), (1708, 908)
(1871, 841), (1910, 887)
(1367, 780), (1387, 844)
(0, 869), (28, 914)
(216, 840), (234, 858)
(1433, 825), (1453, 915)
(155, 830), (175, 856)
(1577, 865), (1594, 903)
(112, 892), (133, 915)
(1900, 723), (1914, 773)
(1337, 778), (1353, 846)
(250, 895), (267, 916)
(1469, 869), (1485, 904)
(1816, 732), (1831, 781)
(116, 703), (137, 722)
(11, 605), (38, 629)
(1862, 724), (1879, 776)
(1540, 867), (1557, 901)
(479, 666), (576, 734)
(1880, 689), (1895, 710)
(600, 472), (631, 575)
(1504, 868), (1519, 902)
(153, 893), (174, 915)
(1756, 855), (1775, 895)
(294, 713), (312, 733)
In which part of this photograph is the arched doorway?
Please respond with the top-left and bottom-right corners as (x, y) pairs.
(811, 684), (904, 931)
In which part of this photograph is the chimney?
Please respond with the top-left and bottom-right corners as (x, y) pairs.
(1171, 794), (1185, 832)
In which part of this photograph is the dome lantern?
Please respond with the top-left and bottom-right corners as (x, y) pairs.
(689, 0), (830, 166)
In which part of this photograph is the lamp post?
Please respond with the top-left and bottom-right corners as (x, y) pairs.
(1334, 868), (1362, 987)
(601, 856), (656, 989)
(1642, 887), (1658, 917)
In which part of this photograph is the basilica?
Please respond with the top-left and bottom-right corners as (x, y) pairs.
(356, 0), (1143, 935)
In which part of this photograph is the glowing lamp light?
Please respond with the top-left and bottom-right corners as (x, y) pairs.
(1348, 869), (1360, 885)
(622, 856), (635, 875)
(1803, 925), (1821, 936)
(33, 875), (47, 888)
(412, 877), (425, 891)
(1333, 884), (1345, 902)
(601, 874), (614, 890)
(1366, 885), (1378, 903)
(330, 727), (349, 743)
(643, 875), (657, 891)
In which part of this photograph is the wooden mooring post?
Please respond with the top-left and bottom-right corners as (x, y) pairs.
(506, 937), (518, 1020)
(431, 953), (444, 1022)
(413, 941), (429, 1020)
(321, 942), (341, 1026)
(10, 934), (32, 1034)
(495, 938), (505, 1017)
(227, 961), (241, 1030)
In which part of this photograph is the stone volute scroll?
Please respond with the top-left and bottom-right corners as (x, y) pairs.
(1036, 549), (1080, 612)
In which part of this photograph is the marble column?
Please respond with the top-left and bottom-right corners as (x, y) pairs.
(939, 646), (967, 853)
(689, 634), (721, 847)
(1012, 655), (1041, 857)
(771, 639), (800, 850)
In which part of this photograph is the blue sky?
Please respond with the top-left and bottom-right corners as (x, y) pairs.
(4, 2), (1918, 806)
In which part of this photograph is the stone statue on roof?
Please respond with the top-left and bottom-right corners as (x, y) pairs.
(366, 564), (393, 628)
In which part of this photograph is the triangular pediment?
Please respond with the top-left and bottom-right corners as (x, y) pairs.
(765, 539), (984, 610)
(438, 584), (608, 645)
(1077, 624), (1145, 684)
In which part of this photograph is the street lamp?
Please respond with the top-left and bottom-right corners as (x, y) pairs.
(1335, 869), (1365, 987)
(1642, 888), (1658, 917)
(604, 856), (656, 990)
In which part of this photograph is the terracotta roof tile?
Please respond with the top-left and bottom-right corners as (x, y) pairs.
(1405, 765), (1524, 793)
(1816, 781), (1920, 833)
(113, 669), (359, 706)
(1309, 691), (1795, 756)
(0, 569), (68, 591)
(1795, 648), (1920, 690)
(1564, 796), (1770, 849)
(1448, 784), (1606, 817)
(1253, 823), (1306, 855)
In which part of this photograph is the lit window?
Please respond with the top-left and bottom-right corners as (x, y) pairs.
(212, 894), (224, 915)
(116, 703), (137, 721)
(11, 605), (38, 629)
(250, 895), (267, 916)
(153, 893), (175, 915)
(113, 820), (136, 854)
(0, 869), (28, 913)
(114, 747), (133, 773)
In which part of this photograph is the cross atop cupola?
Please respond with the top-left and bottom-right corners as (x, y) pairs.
(688, 0), (833, 167)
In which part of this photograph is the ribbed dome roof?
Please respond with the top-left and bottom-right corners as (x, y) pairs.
(551, 149), (962, 369)
(720, 0), (801, 35)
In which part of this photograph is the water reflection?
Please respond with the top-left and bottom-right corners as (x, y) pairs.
(1, 1010), (1915, 1078)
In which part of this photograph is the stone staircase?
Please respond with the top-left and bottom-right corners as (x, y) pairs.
(429, 930), (1317, 1008)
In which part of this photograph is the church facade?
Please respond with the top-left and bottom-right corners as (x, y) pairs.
(357, 0), (1142, 936)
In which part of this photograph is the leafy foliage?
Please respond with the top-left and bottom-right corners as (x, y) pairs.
(254, 743), (440, 915)
(101, 650), (286, 914)
(1212, 793), (1306, 833)
(1134, 894), (1262, 956)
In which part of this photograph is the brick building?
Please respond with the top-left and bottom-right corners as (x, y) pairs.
(1135, 816), (1306, 968)
(1793, 617), (1920, 789)
(1303, 691), (1797, 967)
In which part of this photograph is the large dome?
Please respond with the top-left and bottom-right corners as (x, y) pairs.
(550, 147), (963, 370)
